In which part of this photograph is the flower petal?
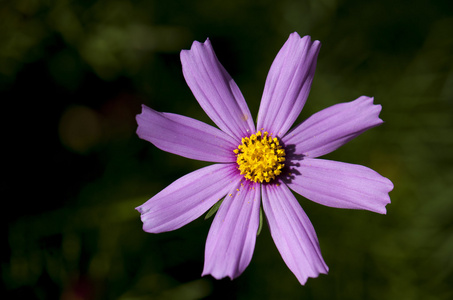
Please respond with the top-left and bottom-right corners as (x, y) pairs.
(202, 180), (260, 280)
(282, 96), (383, 158)
(257, 33), (321, 137)
(136, 164), (238, 233)
(136, 105), (237, 162)
(181, 38), (255, 140)
(261, 183), (328, 285)
(285, 157), (393, 214)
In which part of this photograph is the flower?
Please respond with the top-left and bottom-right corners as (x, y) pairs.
(135, 32), (393, 285)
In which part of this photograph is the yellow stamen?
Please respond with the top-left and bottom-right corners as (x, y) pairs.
(234, 131), (286, 183)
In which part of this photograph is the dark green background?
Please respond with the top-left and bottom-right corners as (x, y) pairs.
(2, 0), (453, 299)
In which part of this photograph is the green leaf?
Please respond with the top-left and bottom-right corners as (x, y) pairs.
(257, 206), (264, 236)
(205, 198), (223, 220)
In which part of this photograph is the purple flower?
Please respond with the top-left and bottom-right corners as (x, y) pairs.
(135, 32), (393, 285)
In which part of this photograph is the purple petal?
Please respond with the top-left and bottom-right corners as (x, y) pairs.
(136, 164), (238, 233)
(181, 39), (255, 140)
(285, 158), (393, 214)
(261, 183), (328, 285)
(136, 105), (237, 162)
(257, 33), (321, 137)
(282, 96), (383, 158)
(202, 180), (260, 280)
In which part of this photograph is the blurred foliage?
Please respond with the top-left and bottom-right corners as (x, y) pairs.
(2, 0), (453, 299)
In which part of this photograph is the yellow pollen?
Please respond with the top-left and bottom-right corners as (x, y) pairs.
(234, 131), (286, 183)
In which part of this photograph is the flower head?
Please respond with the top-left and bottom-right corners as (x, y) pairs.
(135, 32), (393, 285)
(235, 130), (286, 183)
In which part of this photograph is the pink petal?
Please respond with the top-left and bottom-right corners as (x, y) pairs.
(136, 105), (237, 162)
(257, 33), (321, 137)
(181, 38), (255, 141)
(202, 180), (260, 280)
(136, 164), (238, 233)
(285, 158), (393, 214)
(262, 183), (328, 285)
(282, 96), (383, 158)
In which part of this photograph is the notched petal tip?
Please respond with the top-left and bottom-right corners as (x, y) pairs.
(291, 32), (322, 54)
(135, 205), (146, 214)
(135, 104), (147, 136)
(378, 176), (394, 215)
(359, 96), (385, 125)
(192, 37), (211, 47)
(201, 270), (236, 281)
(289, 31), (302, 38)
(288, 32), (321, 47)
(180, 38), (212, 59)
(361, 95), (382, 111)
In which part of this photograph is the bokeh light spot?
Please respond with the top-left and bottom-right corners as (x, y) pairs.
(58, 105), (102, 154)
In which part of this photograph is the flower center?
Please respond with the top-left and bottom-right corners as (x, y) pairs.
(234, 131), (286, 183)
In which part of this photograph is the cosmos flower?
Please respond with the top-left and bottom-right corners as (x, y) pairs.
(135, 32), (393, 285)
